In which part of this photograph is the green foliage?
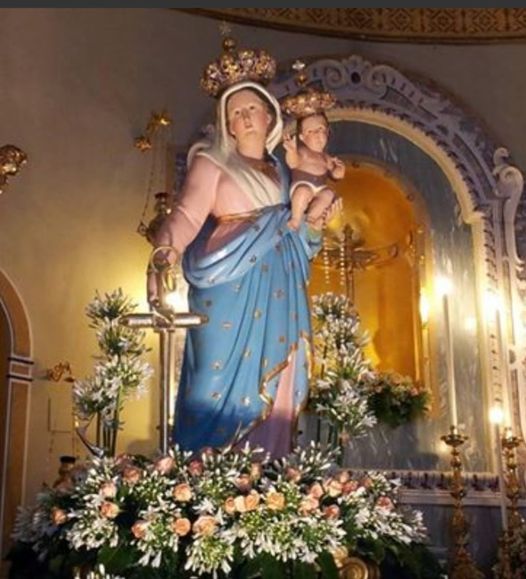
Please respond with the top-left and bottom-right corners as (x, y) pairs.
(365, 372), (430, 428)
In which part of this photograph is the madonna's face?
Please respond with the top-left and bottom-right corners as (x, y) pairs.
(226, 89), (272, 145)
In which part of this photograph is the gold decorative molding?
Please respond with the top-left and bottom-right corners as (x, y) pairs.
(181, 9), (526, 44)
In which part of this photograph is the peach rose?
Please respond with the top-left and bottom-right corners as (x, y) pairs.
(188, 460), (204, 477)
(234, 474), (252, 493)
(244, 490), (260, 512)
(122, 466), (142, 484)
(100, 481), (117, 499)
(224, 497), (236, 515)
(323, 504), (341, 519)
(100, 501), (120, 519)
(376, 496), (394, 511)
(266, 491), (286, 511)
(50, 507), (68, 526)
(154, 456), (175, 475)
(361, 476), (373, 489)
(131, 519), (150, 539)
(171, 517), (191, 537)
(335, 470), (351, 484)
(324, 478), (343, 497)
(309, 482), (324, 500)
(299, 496), (319, 514)
(331, 545), (349, 568)
(173, 483), (192, 502)
(234, 495), (247, 513)
(192, 515), (217, 536)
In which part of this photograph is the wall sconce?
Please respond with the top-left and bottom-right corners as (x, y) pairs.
(0, 144), (28, 195)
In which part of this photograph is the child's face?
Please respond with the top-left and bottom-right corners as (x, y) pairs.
(298, 115), (329, 153)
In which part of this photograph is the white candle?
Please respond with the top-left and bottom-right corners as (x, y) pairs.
(495, 423), (509, 530)
(494, 305), (511, 425)
(442, 291), (458, 427)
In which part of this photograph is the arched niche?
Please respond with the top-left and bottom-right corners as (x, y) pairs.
(271, 55), (526, 475)
(0, 270), (33, 556)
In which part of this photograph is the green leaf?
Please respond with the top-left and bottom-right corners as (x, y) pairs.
(97, 544), (135, 573)
(258, 553), (287, 579)
(317, 551), (339, 579)
(292, 560), (318, 579)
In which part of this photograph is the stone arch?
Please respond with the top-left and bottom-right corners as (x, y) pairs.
(0, 269), (33, 555)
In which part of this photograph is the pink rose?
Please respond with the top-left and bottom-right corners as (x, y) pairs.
(376, 496), (394, 511)
(154, 456), (175, 475)
(100, 501), (120, 519)
(115, 453), (133, 470)
(192, 515), (217, 536)
(171, 517), (191, 536)
(173, 483), (192, 502)
(188, 459), (204, 477)
(100, 481), (117, 499)
(131, 519), (150, 539)
(285, 467), (301, 483)
(234, 474), (252, 493)
(335, 470), (351, 484)
(342, 480), (359, 495)
(122, 466), (142, 484)
(50, 507), (67, 526)
(323, 504), (341, 519)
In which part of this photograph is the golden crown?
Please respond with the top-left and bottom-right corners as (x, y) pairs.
(200, 36), (277, 98)
(281, 61), (336, 118)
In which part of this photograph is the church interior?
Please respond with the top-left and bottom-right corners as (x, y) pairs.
(2, 8), (526, 578)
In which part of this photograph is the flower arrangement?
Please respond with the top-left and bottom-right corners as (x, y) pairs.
(310, 293), (429, 439)
(12, 443), (429, 578)
(363, 372), (430, 429)
(309, 293), (377, 442)
(72, 289), (154, 456)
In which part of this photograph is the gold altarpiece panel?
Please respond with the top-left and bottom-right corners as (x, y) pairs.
(309, 160), (437, 414)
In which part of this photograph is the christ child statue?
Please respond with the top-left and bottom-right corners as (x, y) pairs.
(283, 112), (345, 230)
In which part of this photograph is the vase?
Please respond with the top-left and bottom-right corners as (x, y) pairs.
(340, 556), (381, 579)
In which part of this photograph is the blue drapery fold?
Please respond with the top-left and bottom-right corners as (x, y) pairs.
(173, 204), (320, 452)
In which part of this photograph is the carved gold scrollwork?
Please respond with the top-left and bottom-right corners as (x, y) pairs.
(0, 144), (28, 195)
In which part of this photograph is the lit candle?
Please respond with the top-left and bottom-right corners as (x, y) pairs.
(438, 277), (458, 427)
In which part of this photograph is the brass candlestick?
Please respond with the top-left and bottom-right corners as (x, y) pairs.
(441, 426), (484, 579)
(502, 429), (524, 532)
(494, 430), (524, 579)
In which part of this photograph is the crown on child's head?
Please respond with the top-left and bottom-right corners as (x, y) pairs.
(200, 29), (277, 98)
(281, 60), (336, 118)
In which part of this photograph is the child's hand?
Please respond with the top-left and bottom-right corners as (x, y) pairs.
(283, 132), (297, 153)
(330, 157), (346, 179)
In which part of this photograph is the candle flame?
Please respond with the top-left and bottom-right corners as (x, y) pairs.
(489, 405), (504, 425)
(436, 276), (453, 296)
